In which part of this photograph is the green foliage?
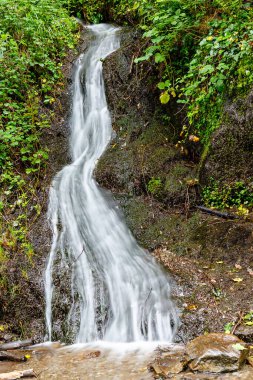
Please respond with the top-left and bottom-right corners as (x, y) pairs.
(69, 0), (253, 147)
(243, 311), (253, 326)
(202, 180), (253, 210)
(180, 5), (253, 141)
(224, 310), (253, 334)
(0, 0), (78, 182)
(122, 0), (253, 143)
(0, 0), (79, 293)
(63, 0), (105, 22)
(224, 321), (234, 334)
(147, 177), (163, 196)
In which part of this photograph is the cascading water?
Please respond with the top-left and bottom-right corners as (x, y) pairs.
(45, 24), (178, 343)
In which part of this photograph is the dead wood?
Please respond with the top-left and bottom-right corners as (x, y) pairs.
(0, 369), (35, 379)
(196, 205), (239, 219)
(0, 351), (26, 362)
(0, 340), (33, 351)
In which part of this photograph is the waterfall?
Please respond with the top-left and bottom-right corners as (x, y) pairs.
(45, 24), (178, 343)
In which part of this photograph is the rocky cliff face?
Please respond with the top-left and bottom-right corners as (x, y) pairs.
(96, 28), (253, 342)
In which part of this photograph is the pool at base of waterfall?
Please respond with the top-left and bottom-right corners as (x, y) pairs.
(0, 342), (159, 380)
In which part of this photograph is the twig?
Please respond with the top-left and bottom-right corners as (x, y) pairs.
(196, 205), (239, 219)
(71, 246), (85, 267)
(184, 187), (190, 219)
(129, 55), (135, 75)
(232, 311), (244, 335)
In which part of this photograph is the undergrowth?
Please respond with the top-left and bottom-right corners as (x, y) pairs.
(202, 180), (253, 213)
(0, 0), (79, 299)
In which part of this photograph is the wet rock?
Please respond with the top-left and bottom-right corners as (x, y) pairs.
(150, 344), (188, 376)
(248, 356), (253, 367)
(3, 334), (14, 342)
(186, 333), (249, 373)
(235, 326), (253, 343)
(173, 367), (253, 379)
(80, 350), (101, 360)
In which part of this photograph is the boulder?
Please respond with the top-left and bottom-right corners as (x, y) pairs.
(235, 326), (253, 343)
(186, 333), (249, 373)
(150, 344), (188, 376)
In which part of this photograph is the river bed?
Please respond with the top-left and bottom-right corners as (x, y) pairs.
(0, 342), (164, 379)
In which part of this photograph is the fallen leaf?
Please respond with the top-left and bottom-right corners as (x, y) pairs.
(216, 261), (224, 264)
(189, 135), (200, 143)
(247, 267), (253, 276)
(186, 178), (199, 186)
(232, 277), (243, 283)
(185, 304), (198, 311)
(232, 343), (247, 351)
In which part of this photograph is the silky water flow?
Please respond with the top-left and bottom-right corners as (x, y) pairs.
(45, 24), (178, 344)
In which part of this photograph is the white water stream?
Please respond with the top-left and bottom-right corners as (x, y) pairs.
(45, 24), (178, 344)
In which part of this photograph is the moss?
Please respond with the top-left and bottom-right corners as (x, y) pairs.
(164, 163), (197, 204)
(198, 142), (210, 179)
(200, 91), (253, 189)
(119, 195), (203, 251)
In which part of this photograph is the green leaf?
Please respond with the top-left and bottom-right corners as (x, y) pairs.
(155, 53), (165, 63)
(157, 82), (166, 90)
(160, 91), (170, 104)
(199, 65), (215, 75)
(151, 36), (165, 43)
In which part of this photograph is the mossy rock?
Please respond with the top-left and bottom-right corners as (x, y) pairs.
(200, 91), (253, 188)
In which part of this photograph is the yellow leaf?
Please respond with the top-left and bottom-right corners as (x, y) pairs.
(233, 277), (243, 283)
(186, 179), (199, 186)
(0, 325), (5, 332)
(170, 88), (176, 97)
(25, 354), (31, 359)
(216, 261), (224, 264)
(189, 135), (200, 143)
(206, 36), (214, 41)
(186, 304), (198, 311)
(160, 91), (170, 104)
